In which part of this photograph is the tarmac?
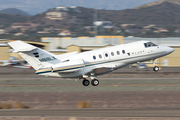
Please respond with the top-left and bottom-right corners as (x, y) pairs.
(0, 108), (180, 117)
(1, 66), (180, 75)
(1, 67), (180, 119)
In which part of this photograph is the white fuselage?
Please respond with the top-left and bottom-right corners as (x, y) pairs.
(36, 41), (174, 78)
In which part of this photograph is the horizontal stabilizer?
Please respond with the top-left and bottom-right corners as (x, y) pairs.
(8, 40), (61, 70)
(8, 40), (37, 52)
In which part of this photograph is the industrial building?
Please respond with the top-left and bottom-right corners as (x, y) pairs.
(41, 36), (123, 55)
(41, 36), (123, 50)
(0, 36), (179, 67)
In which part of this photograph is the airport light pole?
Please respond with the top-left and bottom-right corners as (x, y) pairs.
(94, 8), (98, 37)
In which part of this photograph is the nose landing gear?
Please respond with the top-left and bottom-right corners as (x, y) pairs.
(153, 60), (160, 72)
(153, 66), (160, 72)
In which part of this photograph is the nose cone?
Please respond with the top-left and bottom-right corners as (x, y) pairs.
(163, 46), (175, 54)
(169, 47), (175, 53)
(167, 47), (175, 54)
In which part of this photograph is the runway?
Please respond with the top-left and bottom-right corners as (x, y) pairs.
(0, 108), (180, 117)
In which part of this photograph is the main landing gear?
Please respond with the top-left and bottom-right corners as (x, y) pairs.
(82, 78), (99, 86)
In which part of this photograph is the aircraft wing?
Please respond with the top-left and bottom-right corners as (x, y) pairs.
(82, 67), (115, 78)
(0, 62), (12, 66)
(144, 62), (164, 65)
(55, 51), (78, 61)
(11, 65), (33, 69)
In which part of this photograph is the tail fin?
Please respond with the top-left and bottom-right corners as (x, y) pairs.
(8, 40), (61, 70)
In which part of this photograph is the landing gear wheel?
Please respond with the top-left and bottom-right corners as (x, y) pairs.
(153, 66), (159, 72)
(91, 79), (99, 86)
(82, 79), (90, 86)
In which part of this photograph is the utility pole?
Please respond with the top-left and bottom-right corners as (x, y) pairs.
(94, 8), (98, 37)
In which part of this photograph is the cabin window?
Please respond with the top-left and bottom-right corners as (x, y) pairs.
(93, 56), (96, 60)
(105, 53), (108, 57)
(122, 50), (125, 54)
(111, 52), (114, 56)
(117, 51), (120, 55)
(99, 54), (102, 59)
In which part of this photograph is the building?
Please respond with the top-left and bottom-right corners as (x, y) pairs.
(67, 44), (113, 53)
(0, 36), (179, 67)
(0, 29), (5, 34)
(58, 30), (71, 36)
(14, 32), (27, 36)
(94, 21), (113, 29)
(41, 36), (123, 50)
(46, 11), (67, 20)
(11, 23), (31, 29)
(56, 6), (69, 11)
(123, 37), (180, 46)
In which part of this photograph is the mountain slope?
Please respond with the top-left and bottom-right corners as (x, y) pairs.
(0, 8), (30, 16)
(135, 0), (180, 9)
(0, 13), (29, 25)
(0, 1), (180, 29)
(164, 0), (180, 5)
(98, 1), (180, 25)
(134, 1), (165, 9)
(0, 0), (157, 15)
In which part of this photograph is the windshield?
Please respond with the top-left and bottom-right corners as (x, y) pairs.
(144, 42), (157, 48)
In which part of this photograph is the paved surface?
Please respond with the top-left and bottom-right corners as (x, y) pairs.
(1, 78), (180, 92)
(1, 66), (180, 75)
(0, 108), (180, 117)
(0, 67), (180, 119)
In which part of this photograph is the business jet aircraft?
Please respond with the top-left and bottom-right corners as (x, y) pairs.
(8, 40), (174, 86)
(0, 56), (32, 69)
(0, 56), (23, 67)
(10, 63), (33, 69)
(136, 63), (148, 70)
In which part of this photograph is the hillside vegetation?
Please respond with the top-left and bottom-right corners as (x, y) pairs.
(0, 8), (30, 16)
(135, 0), (180, 9)
(0, 13), (29, 25)
(164, 0), (180, 5)
(1, 2), (180, 27)
(104, 1), (180, 25)
(1, 1), (180, 40)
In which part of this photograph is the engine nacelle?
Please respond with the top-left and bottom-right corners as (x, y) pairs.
(51, 59), (85, 73)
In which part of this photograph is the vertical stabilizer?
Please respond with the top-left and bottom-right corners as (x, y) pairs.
(8, 40), (61, 70)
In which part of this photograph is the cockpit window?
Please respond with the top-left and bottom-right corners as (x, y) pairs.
(144, 42), (157, 48)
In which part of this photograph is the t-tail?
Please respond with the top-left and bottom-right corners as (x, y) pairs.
(8, 40), (61, 70)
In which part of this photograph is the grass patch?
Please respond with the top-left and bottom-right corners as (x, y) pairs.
(77, 101), (91, 108)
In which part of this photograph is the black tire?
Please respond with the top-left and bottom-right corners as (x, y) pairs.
(153, 66), (159, 72)
(82, 79), (90, 86)
(91, 79), (99, 86)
